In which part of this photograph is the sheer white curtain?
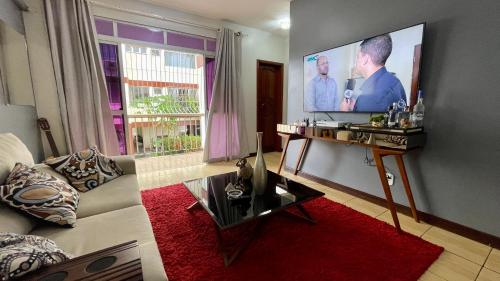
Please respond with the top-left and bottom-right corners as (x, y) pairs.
(44, 0), (119, 155)
(203, 28), (249, 162)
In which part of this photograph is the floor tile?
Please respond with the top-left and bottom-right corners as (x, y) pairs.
(323, 189), (355, 204)
(418, 270), (447, 281)
(477, 267), (500, 281)
(345, 198), (387, 217)
(427, 251), (481, 281)
(422, 227), (491, 265)
(486, 249), (500, 273)
(376, 211), (432, 237)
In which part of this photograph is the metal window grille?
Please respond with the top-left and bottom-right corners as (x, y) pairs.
(122, 43), (205, 157)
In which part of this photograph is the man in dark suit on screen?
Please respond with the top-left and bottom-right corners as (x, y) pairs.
(352, 34), (406, 112)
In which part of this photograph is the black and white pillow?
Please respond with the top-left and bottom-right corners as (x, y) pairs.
(45, 146), (123, 192)
(0, 163), (79, 227)
(0, 232), (72, 280)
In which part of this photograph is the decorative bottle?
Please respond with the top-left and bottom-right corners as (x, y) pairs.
(412, 90), (425, 127)
(387, 102), (397, 127)
(253, 132), (268, 195)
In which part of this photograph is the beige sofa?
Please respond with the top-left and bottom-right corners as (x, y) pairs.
(0, 133), (168, 281)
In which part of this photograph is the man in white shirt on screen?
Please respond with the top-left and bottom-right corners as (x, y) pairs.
(305, 56), (338, 111)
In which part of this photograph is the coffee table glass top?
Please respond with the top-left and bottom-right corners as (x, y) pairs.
(183, 170), (324, 229)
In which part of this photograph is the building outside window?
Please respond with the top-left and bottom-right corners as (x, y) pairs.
(164, 51), (196, 68)
(151, 49), (160, 56)
(125, 45), (147, 54)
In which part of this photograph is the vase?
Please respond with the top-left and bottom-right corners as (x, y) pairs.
(252, 132), (268, 195)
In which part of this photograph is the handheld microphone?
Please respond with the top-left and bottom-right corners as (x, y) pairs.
(344, 79), (356, 100)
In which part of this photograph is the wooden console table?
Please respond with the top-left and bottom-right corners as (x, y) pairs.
(277, 130), (423, 232)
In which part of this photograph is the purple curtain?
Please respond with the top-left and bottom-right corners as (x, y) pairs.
(99, 43), (126, 155)
(205, 57), (215, 110)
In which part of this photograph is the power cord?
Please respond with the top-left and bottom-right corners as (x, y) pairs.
(364, 147), (375, 166)
(325, 112), (335, 121)
(363, 147), (394, 175)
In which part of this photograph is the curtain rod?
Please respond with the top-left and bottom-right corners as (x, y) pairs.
(88, 0), (220, 32)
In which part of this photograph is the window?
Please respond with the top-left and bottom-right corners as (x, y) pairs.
(125, 45), (147, 54)
(164, 51), (195, 68)
(151, 49), (160, 56)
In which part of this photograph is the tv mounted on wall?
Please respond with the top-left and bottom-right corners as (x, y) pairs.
(303, 23), (425, 113)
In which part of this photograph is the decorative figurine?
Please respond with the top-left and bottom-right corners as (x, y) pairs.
(236, 158), (253, 180)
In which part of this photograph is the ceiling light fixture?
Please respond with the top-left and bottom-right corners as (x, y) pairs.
(280, 19), (290, 30)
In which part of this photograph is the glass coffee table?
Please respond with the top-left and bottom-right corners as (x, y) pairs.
(183, 170), (324, 266)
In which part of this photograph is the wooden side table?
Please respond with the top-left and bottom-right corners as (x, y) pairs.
(277, 131), (422, 233)
(22, 241), (143, 281)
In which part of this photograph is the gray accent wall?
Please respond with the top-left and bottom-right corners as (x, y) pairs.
(287, 0), (500, 237)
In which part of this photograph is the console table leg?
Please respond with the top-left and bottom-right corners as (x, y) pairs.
(395, 154), (420, 222)
(373, 149), (402, 232)
(277, 134), (290, 174)
(294, 138), (310, 175)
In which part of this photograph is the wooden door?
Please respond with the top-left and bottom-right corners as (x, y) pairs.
(257, 60), (284, 153)
(410, 44), (422, 109)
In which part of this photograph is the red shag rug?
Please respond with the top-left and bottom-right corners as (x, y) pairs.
(141, 184), (443, 281)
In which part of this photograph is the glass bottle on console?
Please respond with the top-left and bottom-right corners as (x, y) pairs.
(387, 102), (397, 128)
(412, 90), (425, 127)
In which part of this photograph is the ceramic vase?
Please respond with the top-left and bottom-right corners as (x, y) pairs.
(253, 132), (268, 195)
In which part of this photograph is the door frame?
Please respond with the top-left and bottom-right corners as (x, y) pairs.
(256, 59), (284, 152)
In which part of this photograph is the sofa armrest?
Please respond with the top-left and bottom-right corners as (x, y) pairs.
(111, 155), (136, 175)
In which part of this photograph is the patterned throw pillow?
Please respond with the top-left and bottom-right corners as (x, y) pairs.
(0, 163), (79, 227)
(0, 232), (72, 280)
(45, 146), (123, 192)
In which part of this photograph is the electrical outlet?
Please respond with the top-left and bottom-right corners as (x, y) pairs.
(386, 172), (395, 186)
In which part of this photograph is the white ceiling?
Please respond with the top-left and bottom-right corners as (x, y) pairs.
(138, 0), (291, 37)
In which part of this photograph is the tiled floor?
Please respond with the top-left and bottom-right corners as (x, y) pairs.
(137, 152), (500, 281)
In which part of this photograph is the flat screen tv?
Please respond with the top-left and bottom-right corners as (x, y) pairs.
(303, 23), (425, 113)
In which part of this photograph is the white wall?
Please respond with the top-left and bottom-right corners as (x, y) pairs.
(0, 22), (35, 106)
(23, 0), (289, 156)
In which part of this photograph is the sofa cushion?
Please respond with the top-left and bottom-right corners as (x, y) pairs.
(76, 174), (142, 218)
(29, 205), (167, 281)
(0, 232), (72, 280)
(45, 147), (123, 192)
(0, 163), (79, 227)
(0, 203), (38, 234)
(0, 133), (35, 185)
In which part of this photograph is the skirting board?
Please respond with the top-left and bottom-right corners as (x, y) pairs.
(284, 166), (500, 249)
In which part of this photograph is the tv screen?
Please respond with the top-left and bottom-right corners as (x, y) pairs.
(303, 23), (425, 113)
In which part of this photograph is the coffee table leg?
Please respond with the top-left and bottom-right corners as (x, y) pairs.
(215, 220), (264, 266)
(186, 201), (201, 211)
(283, 204), (316, 224)
(296, 204), (316, 224)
